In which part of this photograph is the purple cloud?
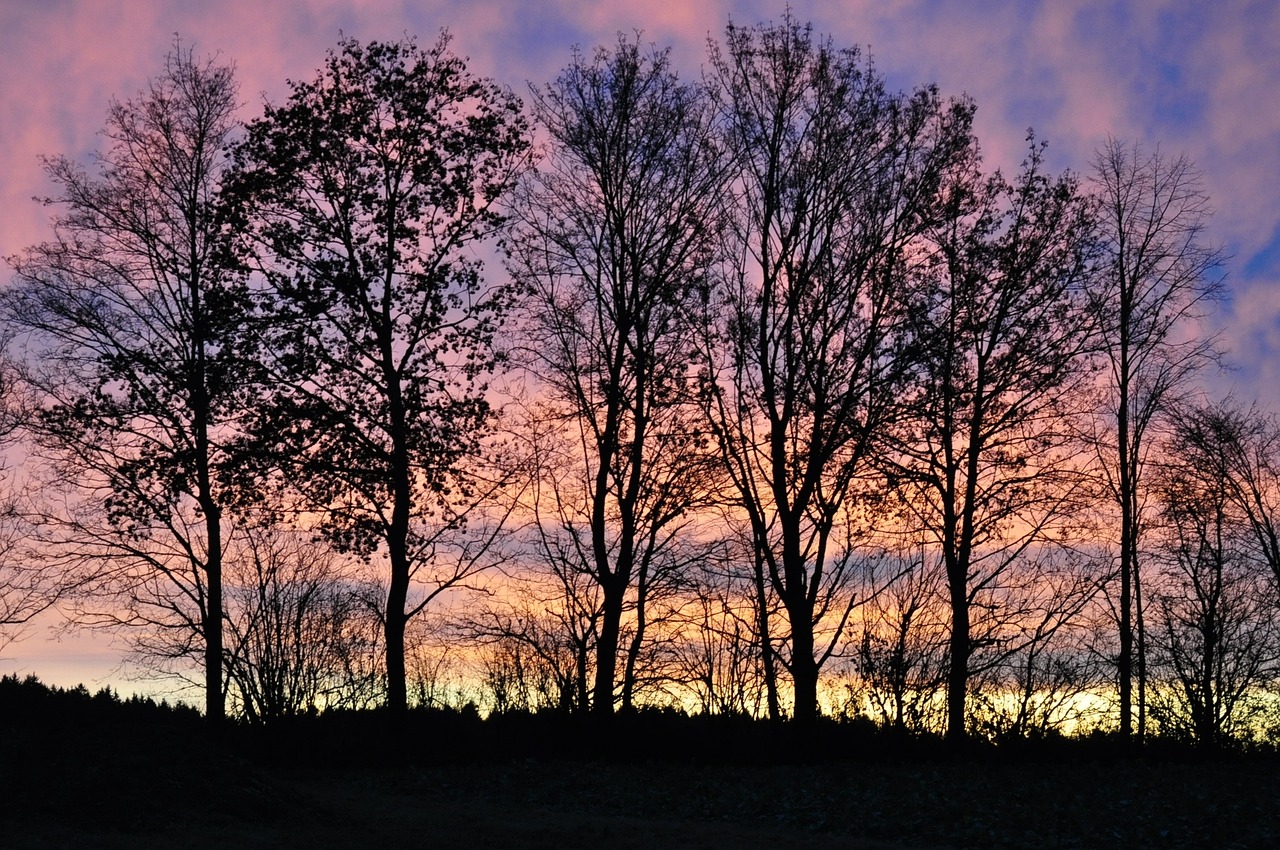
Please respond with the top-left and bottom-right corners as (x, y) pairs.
(1, 0), (1276, 690)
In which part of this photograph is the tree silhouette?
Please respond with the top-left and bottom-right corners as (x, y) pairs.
(1087, 139), (1226, 738)
(4, 43), (241, 722)
(701, 14), (975, 723)
(855, 549), (949, 732)
(223, 35), (530, 716)
(1189, 402), (1280, 602)
(0, 353), (57, 654)
(1149, 403), (1280, 744)
(890, 141), (1099, 740)
(222, 526), (383, 721)
(505, 35), (728, 715)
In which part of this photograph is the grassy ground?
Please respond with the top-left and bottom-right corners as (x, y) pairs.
(3, 678), (1279, 848)
(9, 749), (1280, 848)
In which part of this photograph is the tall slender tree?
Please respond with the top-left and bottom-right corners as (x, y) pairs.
(891, 141), (1099, 741)
(505, 36), (728, 715)
(4, 44), (240, 722)
(223, 35), (529, 715)
(1149, 403), (1280, 744)
(702, 15), (975, 723)
(1088, 139), (1225, 738)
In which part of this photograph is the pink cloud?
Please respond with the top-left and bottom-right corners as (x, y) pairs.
(1, 0), (1277, 689)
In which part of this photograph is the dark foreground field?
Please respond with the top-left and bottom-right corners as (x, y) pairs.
(3, 677), (1278, 849)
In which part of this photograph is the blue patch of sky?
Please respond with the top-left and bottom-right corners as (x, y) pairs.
(1243, 226), (1280, 279)
(1071, 1), (1207, 138)
(492, 6), (595, 84)
(1140, 7), (1209, 136)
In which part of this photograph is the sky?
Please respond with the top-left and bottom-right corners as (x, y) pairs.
(0, 0), (1277, 693)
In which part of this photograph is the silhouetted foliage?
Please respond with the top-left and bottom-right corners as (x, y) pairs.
(223, 527), (384, 722)
(0, 17), (1261, 768)
(889, 139), (1101, 739)
(7, 673), (1280, 850)
(854, 552), (950, 732)
(223, 34), (531, 715)
(1186, 402), (1280, 600)
(1147, 403), (1280, 744)
(0, 365), (55, 652)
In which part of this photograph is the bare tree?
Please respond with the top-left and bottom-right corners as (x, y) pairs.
(701, 14), (976, 724)
(505, 36), (727, 715)
(1166, 400), (1280, 616)
(0, 507), (56, 657)
(0, 355), (57, 654)
(222, 526), (383, 722)
(477, 633), (549, 714)
(465, 563), (601, 714)
(666, 537), (770, 717)
(1148, 405), (1280, 744)
(1087, 138), (1226, 738)
(854, 551), (949, 732)
(889, 140), (1099, 740)
(966, 550), (1104, 739)
(3, 44), (240, 721)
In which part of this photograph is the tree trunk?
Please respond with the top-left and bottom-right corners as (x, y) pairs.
(1118, 382), (1134, 738)
(755, 553), (781, 722)
(203, 515), (224, 725)
(621, 568), (649, 712)
(384, 562), (410, 716)
(193, 268), (225, 727)
(946, 570), (970, 742)
(1135, 555), (1147, 739)
(593, 580), (624, 715)
(384, 413), (413, 717)
(575, 638), (591, 714)
(788, 597), (819, 725)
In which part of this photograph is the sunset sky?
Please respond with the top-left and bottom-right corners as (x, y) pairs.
(1, 0), (1277, 693)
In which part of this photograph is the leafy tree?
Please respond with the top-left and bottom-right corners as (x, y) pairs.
(1087, 139), (1226, 738)
(223, 35), (530, 715)
(701, 14), (975, 723)
(890, 141), (1099, 740)
(505, 36), (728, 715)
(3, 44), (240, 721)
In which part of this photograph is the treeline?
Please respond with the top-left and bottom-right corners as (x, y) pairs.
(1, 14), (1269, 746)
